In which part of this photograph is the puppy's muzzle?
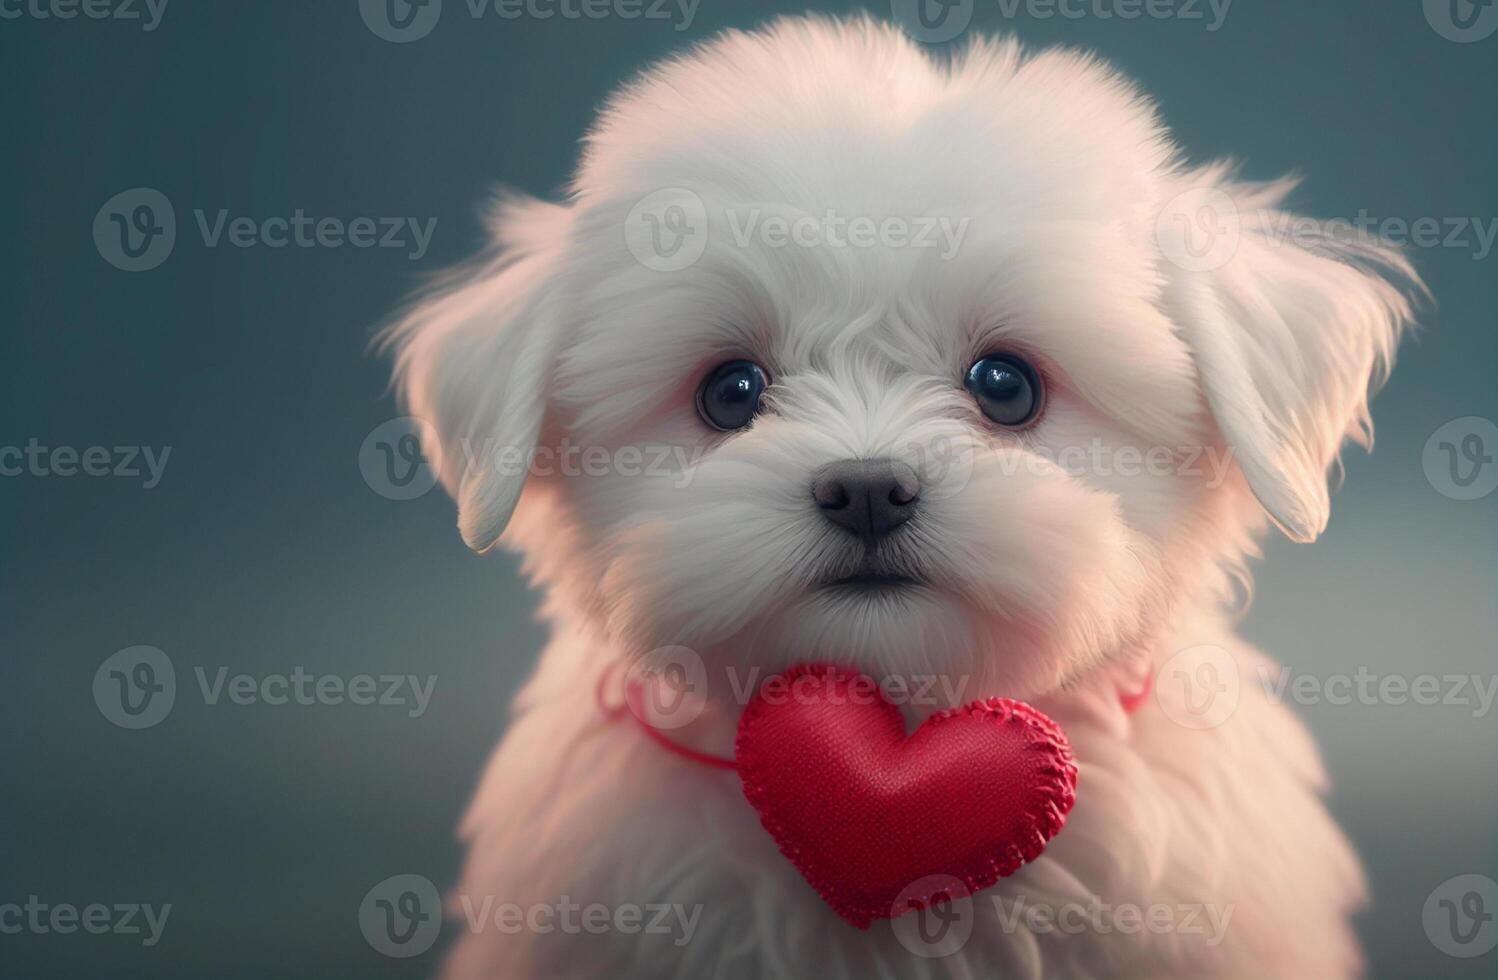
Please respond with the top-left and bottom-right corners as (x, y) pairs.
(812, 458), (921, 543)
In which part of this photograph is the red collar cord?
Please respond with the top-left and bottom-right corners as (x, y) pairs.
(596, 663), (1152, 772)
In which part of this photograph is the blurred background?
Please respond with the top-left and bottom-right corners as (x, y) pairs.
(1, 1), (1493, 977)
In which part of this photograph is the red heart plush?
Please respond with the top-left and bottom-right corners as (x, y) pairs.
(735, 663), (1077, 928)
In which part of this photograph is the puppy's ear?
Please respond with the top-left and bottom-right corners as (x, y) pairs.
(1163, 176), (1420, 542)
(383, 195), (571, 553)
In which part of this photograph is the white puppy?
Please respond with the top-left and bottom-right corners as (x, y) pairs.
(385, 16), (1419, 979)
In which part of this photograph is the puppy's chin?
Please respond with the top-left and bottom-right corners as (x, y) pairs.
(728, 585), (982, 685)
(616, 584), (1094, 713)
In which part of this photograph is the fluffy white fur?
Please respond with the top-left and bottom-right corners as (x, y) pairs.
(384, 16), (1419, 978)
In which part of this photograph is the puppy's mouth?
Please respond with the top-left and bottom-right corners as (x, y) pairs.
(821, 565), (922, 593)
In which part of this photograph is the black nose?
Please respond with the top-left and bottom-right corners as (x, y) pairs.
(812, 458), (920, 541)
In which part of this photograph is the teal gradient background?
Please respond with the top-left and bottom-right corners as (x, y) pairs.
(0, 1), (1493, 977)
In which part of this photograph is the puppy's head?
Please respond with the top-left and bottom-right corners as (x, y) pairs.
(386, 17), (1418, 701)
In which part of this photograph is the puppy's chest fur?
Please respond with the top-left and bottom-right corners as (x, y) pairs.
(439, 618), (1364, 980)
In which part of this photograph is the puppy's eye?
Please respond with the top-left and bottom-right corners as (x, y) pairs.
(965, 354), (1042, 427)
(697, 359), (769, 431)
